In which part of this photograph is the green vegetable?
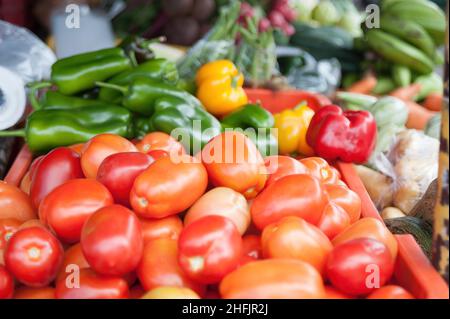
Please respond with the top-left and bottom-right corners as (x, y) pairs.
(312, 0), (341, 26)
(392, 64), (412, 87)
(372, 76), (396, 95)
(30, 89), (115, 110)
(290, 0), (319, 22)
(370, 96), (409, 128)
(413, 72), (444, 101)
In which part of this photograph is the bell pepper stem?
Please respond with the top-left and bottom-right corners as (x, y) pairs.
(0, 129), (26, 137)
(27, 82), (53, 110)
(95, 82), (128, 94)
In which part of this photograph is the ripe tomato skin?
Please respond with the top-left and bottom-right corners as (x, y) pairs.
(0, 265), (14, 299)
(96, 152), (155, 207)
(299, 157), (340, 185)
(18, 219), (45, 230)
(251, 174), (327, 230)
(0, 181), (36, 222)
(56, 243), (90, 283)
(0, 219), (21, 251)
(141, 287), (200, 299)
(39, 179), (114, 243)
(178, 216), (243, 284)
(130, 155), (208, 219)
(325, 184), (361, 223)
(185, 187), (250, 235)
(264, 155), (307, 187)
(262, 216), (332, 274)
(140, 216), (183, 245)
(326, 238), (395, 296)
(14, 287), (55, 299)
(81, 133), (138, 179)
(324, 286), (354, 299)
(242, 235), (262, 260)
(136, 132), (186, 157)
(200, 131), (267, 199)
(5, 227), (63, 287)
(55, 269), (129, 299)
(366, 285), (415, 299)
(30, 147), (84, 209)
(332, 217), (398, 259)
(137, 238), (205, 295)
(220, 259), (325, 299)
(317, 203), (351, 240)
(81, 205), (143, 276)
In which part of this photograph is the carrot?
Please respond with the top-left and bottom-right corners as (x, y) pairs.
(422, 92), (443, 112)
(347, 74), (377, 94)
(389, 83), (422, 101)
(404, 100), (437, 130)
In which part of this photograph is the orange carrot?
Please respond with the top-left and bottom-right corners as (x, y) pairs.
(389, 83), (422, 101)
(404, 100), (437, 130)
(422, 93), (443, 112)
(347, 74), (377, 94)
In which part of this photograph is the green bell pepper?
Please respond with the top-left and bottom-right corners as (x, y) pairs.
(0, 106), (133, 153)
(51, 48), (132, 95)
(98, 59), (179, 103)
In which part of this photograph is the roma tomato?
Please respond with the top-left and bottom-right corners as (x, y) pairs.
(136, 132), (186, 157)
(141, 287), (200, 299)
(137, 238), (205, 295)
(325, 286), (354, 299)
(366, 285), (415, 299)
(220, 259), (325, 299)
(264, 155), (307, 187)
(5, 227), (63, 287)
(96, 152), (155, 207)
(30, 147), (84, 209)
(140, 216), (183, 244)
(55, 269), (129, 299)
(0, 181), (36, 222)
(251, 174), (327, 230)
(81, 134), (137, 179)
(332, 217), (398, 259)
(299, 157), (340, 185)
(39, 179), (114, 243)
(0, 219), (21, 251)
(185, 187), (250, 235)
(130, 155), (208, 219)
(317, 203), (351, 240)
(200, 131), (267, 199)
(18, 219), (45, 230)
(56, 243), (90, 283)
(242, 235), (262, 260)
(14, 287), (55, 299)
(326, 238), (395, 296)
(0, 265), (14, 299)
(325, 184), (361, 223)
(81, 205), (143, 276)
(261, 216), (332, 274)
(178, 216), (242, 284)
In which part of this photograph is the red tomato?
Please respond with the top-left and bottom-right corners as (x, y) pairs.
(136, 238), (205, 295)
(178, 215), (242, 284)
(332, 217), (398, 259)
(324, 286), (354, 299)
(264, 155), (307, 187)
(18, 219), (45, 230)
(220, 259), (325, 299)
(325, 184), (361, 223)
(5, 227), (63, 287)
(130, 155), (208, 219)
(81, 134), (138, 179)
(262, 216), (332, 274)
(140, 216), (183, 244)
(251, 174), (327, 230)
(242, 235), (262, 260)
(96, 152), (155, 207)
(56, 243), (90, 283)
(200, 131), (267, 199)
(136, 132), (186, 157)
(81, 205), (143, 276)
(0, 265), (14, 299)
(39, 179), (114, 243)
(366, 285), (415, 299)
(185, 187), (250, 235)
(326, 238), (395, 296)
(55, 269), (129, 299)
(14, 287), (55, 299)
(30, 147), (84, 209)
(0, 219), (21, 251)
(300, 157), (340, 184)
(317, 203), (351, 240)
(0, 181), (36, 222)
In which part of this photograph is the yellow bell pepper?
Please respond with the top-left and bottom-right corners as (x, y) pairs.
(274, 104), (315, 156)
(195, 60), (248, 117)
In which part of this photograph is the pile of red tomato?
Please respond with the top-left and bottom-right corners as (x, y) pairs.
(0, 131), (415, 299)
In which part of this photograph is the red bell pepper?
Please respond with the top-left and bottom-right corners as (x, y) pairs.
(306, 105), (377, 163)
